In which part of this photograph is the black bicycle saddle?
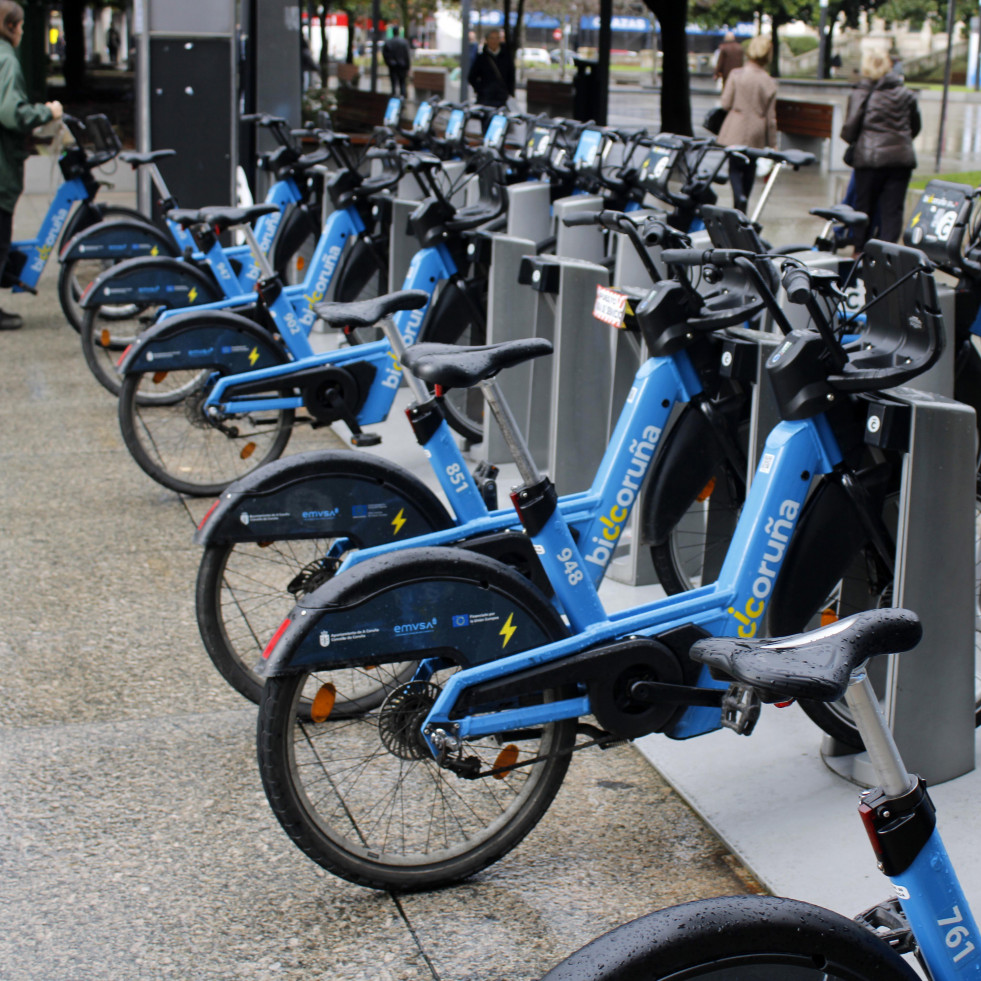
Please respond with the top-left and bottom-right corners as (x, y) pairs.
(689, 608), (922, 703)
(313, 290), (430, 329)
(403, 338), (553, 389)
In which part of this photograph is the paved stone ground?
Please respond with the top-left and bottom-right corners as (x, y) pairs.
(0, 196), (761, 980)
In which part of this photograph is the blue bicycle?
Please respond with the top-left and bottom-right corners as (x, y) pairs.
(541, 607), (978, 981)
(252, 239), (946, 891)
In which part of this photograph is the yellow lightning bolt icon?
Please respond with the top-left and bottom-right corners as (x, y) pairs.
(248, 347), (259, 366)
(391, 508), (406, 535)
(150, 245), (159, 256)
(499, 612), (516, 648)
(188, 286), (198, 302)
(911, 212), (921, 227)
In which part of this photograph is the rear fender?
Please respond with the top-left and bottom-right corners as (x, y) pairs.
(80, 255), (221, 310)
(270, 202), (318, 275)
(194, 450), (454, 545)
(641, 402), (728, 546)
(59, 217), (179, 263)
(117, 309), (285, 375)
(259, 546), (566, 677)
(765, 467), (892, 636)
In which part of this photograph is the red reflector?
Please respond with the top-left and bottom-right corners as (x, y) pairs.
(197, 498), (221, 531)
(774, 700), (795, 709)
(116, 344), (133, 367)
(434, 384), (445, 398)
(262, 617), (292, 659)
(858, 800), (885, 862)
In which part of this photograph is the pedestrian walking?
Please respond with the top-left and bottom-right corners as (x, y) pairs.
(716, 35), (777, 214)
(382, 26), (412, 97)
(468, 29), (514, 109)
(713, 32), (743, 87)
(841, 47), (920, 253)
(0, 0), (61, 329)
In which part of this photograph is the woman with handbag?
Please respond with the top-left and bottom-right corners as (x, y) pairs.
(841, 48), (920, 253)
(716, 36), (777, 214)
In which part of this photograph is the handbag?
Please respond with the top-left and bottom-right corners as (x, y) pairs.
(703, 106), (727, 136)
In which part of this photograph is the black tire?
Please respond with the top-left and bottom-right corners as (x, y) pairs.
(789, 492), (981, 749)
(197, 537), (418, 710)
(118, 371), (294, 496)
(258, 667), (576, 890)
(415, 283), (487, 444)
(541, 895), (920, 981)
(649, 459), (744, 595)
(57, 205), (153, 333)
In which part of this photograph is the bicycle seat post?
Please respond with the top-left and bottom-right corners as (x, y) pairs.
(478, 376), (542, 487)
(843, 672), (914, 797)
(380, 321), (433, 405)
(239, 223), (276, 279)
(146, 162), (175, 210)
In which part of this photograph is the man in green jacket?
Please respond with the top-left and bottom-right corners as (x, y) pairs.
(0, 0), (61, 329)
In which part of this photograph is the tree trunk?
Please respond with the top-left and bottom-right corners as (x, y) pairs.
(644, 0), (691, 135)
(770, 16), (782, 78)
(62, 0), (86, 93)
(317, 0), (329, 88)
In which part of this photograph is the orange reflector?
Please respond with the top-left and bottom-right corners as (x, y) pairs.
(311, 683), (337, 723)
(152, 371), (168, 384)
(240, 441), (257, 460)
(493, 744), (519, 778)
(99, 328), (112, 347)
(296, 255), (306, 272)
(696, 477), (716, 503)
(820, 608), (839, 627)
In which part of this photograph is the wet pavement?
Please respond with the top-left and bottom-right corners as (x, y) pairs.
(0, 191), (756, 980)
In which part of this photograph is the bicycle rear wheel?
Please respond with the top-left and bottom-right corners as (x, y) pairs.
(118, 371), (293, 496)
(541, 895), (920, 981)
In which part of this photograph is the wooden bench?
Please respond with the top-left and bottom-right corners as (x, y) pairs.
(526, 78), (575, 118)
(335, 62), (361, 88)
(332, 87), (391, 134)
(412, 68), (446, 100)
(775, 98), (842, 172)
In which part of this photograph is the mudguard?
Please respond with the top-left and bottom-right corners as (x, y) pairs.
(80, 255), (222, 310)
(641, 402), (729, 546)
(62, 200), (148, 245)
(117, 308), (285, 376)
(260, 546), (567, 677)
(59, 217), (179, 263)
(331, 233), (388, 304)
(417, 275), (486, 344)
(194, 449), (454, 546)
(766, 467), (893, 636)
(270, 201), (319, 275)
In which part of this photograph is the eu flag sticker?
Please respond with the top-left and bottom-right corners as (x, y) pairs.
(452, 614), (470, 628)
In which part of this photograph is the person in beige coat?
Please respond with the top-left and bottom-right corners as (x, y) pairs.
(717, 36), (778, 213)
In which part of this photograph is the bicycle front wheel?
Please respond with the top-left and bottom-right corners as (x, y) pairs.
(541, 895), (920, 981)
(257, 666), (576, 891)
(118, 371), (294, 496)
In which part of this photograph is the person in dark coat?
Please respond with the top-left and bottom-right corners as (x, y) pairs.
(467, 29), (514, 108)
(841, 48), (920, 252)
(714, 32), (743, 85)
(382, 26), (412, 97)
(0, 0), (61, 329)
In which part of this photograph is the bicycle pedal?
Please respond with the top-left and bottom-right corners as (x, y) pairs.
(351, 432), (381, 447)
(854, 897), (916, 954)
(721, 684), (761, 736)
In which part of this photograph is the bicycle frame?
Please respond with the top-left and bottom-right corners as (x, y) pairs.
(199, 234), (458, 426)
(17, 177), (96, 289)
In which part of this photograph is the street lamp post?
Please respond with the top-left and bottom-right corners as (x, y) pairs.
(817, 0), (829, 80)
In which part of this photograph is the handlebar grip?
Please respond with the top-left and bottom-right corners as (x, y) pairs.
(661, 248), (751, 267)
(782, 266), (812, 304)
